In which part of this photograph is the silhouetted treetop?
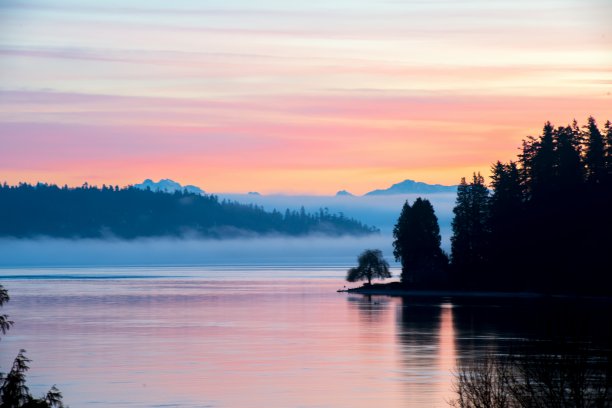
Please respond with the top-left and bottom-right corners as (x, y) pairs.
(585, 116), (606, 185)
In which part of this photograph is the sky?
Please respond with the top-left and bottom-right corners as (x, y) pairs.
(1, 0), (611, 195)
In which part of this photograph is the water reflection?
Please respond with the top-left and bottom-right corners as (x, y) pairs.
(394, 298), (457, 407)
(3, 270), (411, 408)
(351, 294), (612, 408)
(451, 297), (612, 357)
(2, 268), (612, 408)
(437, 303), (456, 406)
(346, 295), (392, 325)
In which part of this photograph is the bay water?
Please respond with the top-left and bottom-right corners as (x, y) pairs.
(0, 267), (609, 407)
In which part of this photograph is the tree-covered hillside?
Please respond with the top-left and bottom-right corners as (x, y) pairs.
(379, 117), (611, 296)
(0, 183), (378, 239)
(449, 117), (612, 294)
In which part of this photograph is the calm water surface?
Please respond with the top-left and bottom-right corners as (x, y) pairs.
(0, 267), (610, 407)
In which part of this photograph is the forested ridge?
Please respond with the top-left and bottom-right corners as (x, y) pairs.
(0, 183), (378, 238)
(448, 117), (612, 294)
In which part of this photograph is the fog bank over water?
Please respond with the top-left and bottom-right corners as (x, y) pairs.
(0, 235), (397, 267)
(220, 192), (455, 245)
(0, 193), (456, 268)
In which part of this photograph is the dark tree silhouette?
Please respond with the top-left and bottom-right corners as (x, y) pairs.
(488, 161), (525, 289)
(393, 198), (447, 285)
(346, 249), (391, 285)
(450, 173), (489, 288)
(585, 116), (606, 185)
(528, 122), (556, 199)
(0, 285), (64, 408)
(449, 117), (611, 295)
(555, 124), (583, 191)
(605, 121), (612, 179)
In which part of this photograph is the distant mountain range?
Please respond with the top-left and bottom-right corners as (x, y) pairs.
(134, 179), (205, 195)
(364, 179), (457, 195)
(134, 178), (456, 197)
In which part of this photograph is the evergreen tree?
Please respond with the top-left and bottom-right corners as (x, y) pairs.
(490, 162), (523, 215)
(529, 122), (556, 198)
(393, 200), (413, 275)
(450, 173), (490, 288)
(520, 123), (575, 290)
(554, 125), (583, 190)
(450, 178), (471, 276)
(519, 136), (537, 196)
(584, 116), (605, 185)
(603, 120), (612, 182)
(2, 350), (33, 407)
(393, 198), (447, 286)
(448, 117), (611, 294)
(488, 161), (524, 289)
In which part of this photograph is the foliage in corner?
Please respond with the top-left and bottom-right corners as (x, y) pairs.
(0, 284), (65, 408)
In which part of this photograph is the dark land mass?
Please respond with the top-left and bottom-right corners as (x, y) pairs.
(0, 182), (379, 239)
(358, 117), (612, 297)
(341, 281), (612, 300)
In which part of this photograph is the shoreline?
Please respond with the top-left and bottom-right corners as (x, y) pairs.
(339, 283), (612, 300)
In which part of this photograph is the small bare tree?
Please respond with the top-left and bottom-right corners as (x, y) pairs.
(346, 249), (391, 285)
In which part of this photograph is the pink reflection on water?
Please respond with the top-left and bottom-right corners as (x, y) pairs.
(1, 271), (418, 407)
(438, 303), (457, 406)
(395, 299), (457, 407)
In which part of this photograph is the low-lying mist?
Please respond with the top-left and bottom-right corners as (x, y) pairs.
(220, 192), (455, 246)
(0, 193), (455, 268)
(0, 235), (398, 267)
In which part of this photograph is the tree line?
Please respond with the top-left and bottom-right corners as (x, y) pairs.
(391, 117), (612, 295)
(0, 183), (378, 239)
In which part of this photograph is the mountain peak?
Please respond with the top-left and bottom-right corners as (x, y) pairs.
(365, 179), (457, 195)
(335, 190), (354, 197)
(133, 179), (205, 195)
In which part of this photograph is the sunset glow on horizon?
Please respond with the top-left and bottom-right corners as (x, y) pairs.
(1, 0), (611, 194)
